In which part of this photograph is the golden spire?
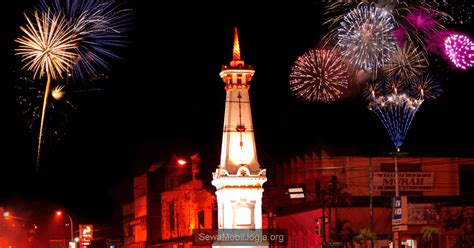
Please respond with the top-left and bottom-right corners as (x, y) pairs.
(233, 27), (241, 61)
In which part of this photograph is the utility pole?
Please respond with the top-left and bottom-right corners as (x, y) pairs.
(332, 176), (338, 242)
(321, 189), (326, 243)
(369, 157), (374, 248)
(393, 151), (400, 248)
(328, 184), (332, 242)
(390, 150), (408, 248)
(316, 179), (326, 243)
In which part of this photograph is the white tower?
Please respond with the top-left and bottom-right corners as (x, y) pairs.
(212, 28), (268, 247)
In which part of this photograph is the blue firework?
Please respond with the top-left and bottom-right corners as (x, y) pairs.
(369, 93), (422, 150)
(40, 0), (133, 80)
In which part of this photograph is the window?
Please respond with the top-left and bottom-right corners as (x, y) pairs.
(169, 202), (175, 231)
(198, 210), (205, 230)
(235, 207), (251, 225)
(459, 165), (474, 196)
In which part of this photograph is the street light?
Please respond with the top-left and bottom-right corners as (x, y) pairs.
(3, 211), (11, 218)
(177, 158), (188, 184)
(56, 210), (74, 244)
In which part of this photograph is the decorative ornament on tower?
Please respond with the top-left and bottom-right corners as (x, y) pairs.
(212, 28), (268, 248)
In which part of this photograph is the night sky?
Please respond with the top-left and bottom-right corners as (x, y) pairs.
(1, 0), (474, 223)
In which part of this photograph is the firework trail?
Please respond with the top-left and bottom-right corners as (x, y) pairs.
(366, 73), (440, 151)
(289, 48), (350, 103)
(16, 77), (104, 146)
(16, 78), (77, 145)
(15, 10), (79, 171)
(367, 85), (423, 151)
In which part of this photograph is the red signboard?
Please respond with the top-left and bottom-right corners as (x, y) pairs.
(79, 224), (93, 246)
(373, 172), (434, 191)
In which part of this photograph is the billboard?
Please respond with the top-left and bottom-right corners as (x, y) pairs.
(373, 172), (434, 191)
(392, 196), (408, 226)
(408, 204), (438, 225)
(79, 225), (93, 246)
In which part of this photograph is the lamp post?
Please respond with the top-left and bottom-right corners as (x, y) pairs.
(56, 211), (74, 243)
(389, 150), (408, 248)
(177, 158), (188, 185)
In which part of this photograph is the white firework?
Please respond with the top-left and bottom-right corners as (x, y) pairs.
(336, 3), (397, 73)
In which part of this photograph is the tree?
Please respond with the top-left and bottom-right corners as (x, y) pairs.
(355, 229), (377, 248)
(443, 208), (474, 248)
(323, 182), (352, 241)
(421, 226), (439, 248)
(337, 219), (355, 248)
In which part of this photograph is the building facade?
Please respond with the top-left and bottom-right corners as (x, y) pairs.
(265, 150), (474, 248)
(123, 154), (214, 248)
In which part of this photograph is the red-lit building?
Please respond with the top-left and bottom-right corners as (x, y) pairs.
(265, 149), (474, 248)
(122, 154), (214, 248)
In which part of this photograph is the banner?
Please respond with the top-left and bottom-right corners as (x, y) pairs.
(373, 172), (434, 191)
(392, 196), (408, 226)
(408, 204), (438, 225)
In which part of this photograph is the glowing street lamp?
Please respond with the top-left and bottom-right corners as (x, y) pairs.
(2, 211), (11, 218)
(177, 159), (187, 166)
(56, 210), (74, 243)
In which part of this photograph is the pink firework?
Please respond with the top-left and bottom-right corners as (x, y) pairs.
(394, 27), (407, 47)
(406, 9), (438, 32)
(444, 34), (474, 70)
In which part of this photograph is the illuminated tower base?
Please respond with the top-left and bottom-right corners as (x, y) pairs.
(212, 173), (267, 248)
(212, 28), (268, 248)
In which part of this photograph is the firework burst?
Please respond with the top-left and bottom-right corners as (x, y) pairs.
(15, 10), (79, 171)
(406, 8), (446, 33)
(363, 80), (384, 100)
(51, 85), (65, 100)
(368, 93), (423, 150)
(431, 0), (473, 25)
(323, 1), (407, 45)
(15, 11), (78, 80)
(410, 74), (442, 101)
(367, 82), (424, 151)
(289, 48), (350, 103)
(384, 77), (405, 95)
(444, 33), (474, 70)
(366, 73), (442, 151)
(336, 3), (397, 72)
(41, 0), (133, 80)
(322, 1), (451, 55)
(384, 41), (428, 84)
(403, 7), (451, 53)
